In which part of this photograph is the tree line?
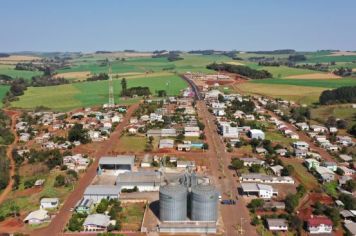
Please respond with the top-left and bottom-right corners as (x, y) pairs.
(319, 86), (356, 105)
(206, 63), (272, 79)
(120, 78), (151, 97)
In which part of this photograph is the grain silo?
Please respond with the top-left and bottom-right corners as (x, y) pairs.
(190, 184), (218, 221)
(159, 183), (188, 221)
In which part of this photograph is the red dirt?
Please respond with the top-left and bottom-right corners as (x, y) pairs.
(14, 187), (43, 197)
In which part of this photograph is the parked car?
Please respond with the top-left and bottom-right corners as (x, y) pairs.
(221, 199), (236, 205)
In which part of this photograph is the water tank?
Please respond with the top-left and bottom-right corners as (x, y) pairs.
(159, 183), (187, 221)
(190, 184), (218, 221)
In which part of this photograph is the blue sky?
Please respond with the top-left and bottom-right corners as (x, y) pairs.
(1, 0), (355, 52)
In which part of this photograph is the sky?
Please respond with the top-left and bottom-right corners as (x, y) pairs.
(1, 0), (356, 52)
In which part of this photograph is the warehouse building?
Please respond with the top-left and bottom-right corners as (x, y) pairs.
(240, 183), (277, 199)
(83, 185), (121, 203)
(116, 171), (161, 192)
(98, 155), (135, 175)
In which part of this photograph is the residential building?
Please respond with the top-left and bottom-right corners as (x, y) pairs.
(184, 126), (200, 137)
(305, 159), (320, 170)
(240, 157), (265, 167)
(23, 209), (49, 225)
(40, 198), (59, 209)
(293, 141), (309, 149)
(267, 219), (288, 231)
(270, 165), (284, 176)
(315, 166), (335, 182)
(248, 129), (265, 140)
(307, 216), (332, 234)
(159, 139), (174, 149)
(76, 198), (94, 214)
(322, 162), (337, 172)
(339, 166), (355, 176)
(83, 214), (111, 232)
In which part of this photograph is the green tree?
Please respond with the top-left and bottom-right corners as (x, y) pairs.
(231, 158), (244, 170)
(121, 78), (127, 95)
(54, 174), (66, 187)
(96, 199), (109, 213)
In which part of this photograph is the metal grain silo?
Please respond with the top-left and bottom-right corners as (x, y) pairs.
(190, 184), (218, 221)
(159, 183), (187, 221)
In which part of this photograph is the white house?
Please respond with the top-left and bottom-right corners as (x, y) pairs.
(295, 122), (309, 131)
(310, 125), (328, 133)
(240, 157), (265, 167)
(184, 126), (200, 137)
(338, 166), (355, 176)
(249, 129), (265, 140)
(83, 214), (111, 232)
(267, 219), (288, 231)
(40, 198), (59, 209)
(23, 209), (49, 225)
(293, 141), (309, 149)
(307, 216), (332, 234)
(222, 124), (239, 139)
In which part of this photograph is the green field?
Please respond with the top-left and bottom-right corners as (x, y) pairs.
(0, 65), (43, 80)
(58, 53), (232, 76)
(0, 85), (10, 108)
(11, 74), (187, 111)
(251, 78), (356, 88)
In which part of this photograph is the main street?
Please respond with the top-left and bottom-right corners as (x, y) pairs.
(196, 101), (257, 236)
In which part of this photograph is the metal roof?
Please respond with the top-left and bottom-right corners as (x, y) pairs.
(99, 155), (135, 165)
(267, 218), (288, 228)
(116, 171), (161, 185)
(83, 214), (110, 227)
(84, 185), (121, 195)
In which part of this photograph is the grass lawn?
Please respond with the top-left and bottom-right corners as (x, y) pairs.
(311, 104), (356, 128)
(235, 82), (326, 105)
(322, 181), (338, 198)
(0, 65), (42, 80)
(120, 202), (145, 231)
(12, 73), (187, 111)
(118, 135), (147, 152)
(265, 131), (293, 145)
(281, 158), (319, 190)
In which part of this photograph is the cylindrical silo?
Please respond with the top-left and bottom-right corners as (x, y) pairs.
(159, 183), (187, 221)
(190, 184), (218, 221)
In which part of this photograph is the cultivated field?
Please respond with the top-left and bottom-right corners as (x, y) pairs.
(0, 55), (41, 65)
(11, 74), (187, 111)
(234, 83), (326, 105)
(0, 65), (42, 80)
(286, 73), (341, 79)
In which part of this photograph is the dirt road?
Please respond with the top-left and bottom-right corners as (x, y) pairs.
(33, 103), (140, 236)
(196, 101), (257, 236)
(0, 110), (20, 205)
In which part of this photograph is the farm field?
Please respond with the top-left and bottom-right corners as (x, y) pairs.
(250, 78), (356, 88)
(11, 74), (187, 111)
(234, 83), (326, 105)
(0, 65), (43, 80)
(58, 53), (232, 76)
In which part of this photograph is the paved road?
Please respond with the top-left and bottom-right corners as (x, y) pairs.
(0, 110), (20, 205)
(196, 101), (257, 236)
(33, 103), (140, 236)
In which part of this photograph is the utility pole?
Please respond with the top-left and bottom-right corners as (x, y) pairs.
(108, 62), (115, 107)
